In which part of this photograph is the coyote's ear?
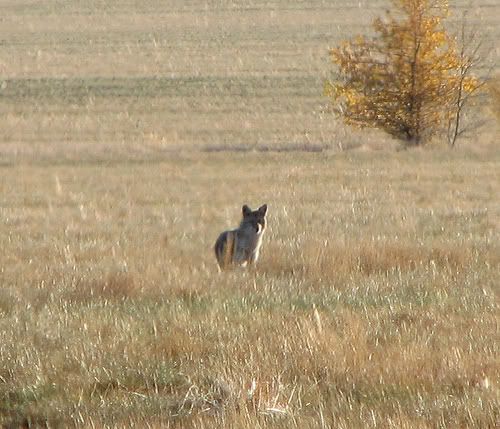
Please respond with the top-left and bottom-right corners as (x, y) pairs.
(258, 204), (268, 216)
(242, 205), (252, 217)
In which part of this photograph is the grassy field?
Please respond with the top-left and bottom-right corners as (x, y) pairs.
(1, 0), (500, 428)
(1, 0), (498, 160)
(1, 152), (499, 427)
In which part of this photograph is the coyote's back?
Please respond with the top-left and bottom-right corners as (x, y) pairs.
(214, 204), (268, 270)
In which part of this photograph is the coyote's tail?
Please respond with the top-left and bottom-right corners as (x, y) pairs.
(214, 231), (235, 270)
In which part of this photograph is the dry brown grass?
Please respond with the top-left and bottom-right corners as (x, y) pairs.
(491, 78), (500, 121)
(1, 151), (499, 428)
(0, 1), (499, 427)
(0, 1), (498, 162)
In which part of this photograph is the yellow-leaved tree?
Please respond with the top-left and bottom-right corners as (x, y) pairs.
(326, 0), (483, 146)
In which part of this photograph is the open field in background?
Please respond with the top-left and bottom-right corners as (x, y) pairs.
(1, 0), (499, 427)
(0, 0), (499, 161)
(1, 152), (499, 427)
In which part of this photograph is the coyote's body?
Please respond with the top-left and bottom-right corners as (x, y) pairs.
(214, 204), (268, 270)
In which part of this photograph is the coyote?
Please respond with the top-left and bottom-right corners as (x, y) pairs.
(214, 204), (268, 270)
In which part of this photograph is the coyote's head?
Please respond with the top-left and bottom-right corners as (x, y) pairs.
(242, 204), (268, 233)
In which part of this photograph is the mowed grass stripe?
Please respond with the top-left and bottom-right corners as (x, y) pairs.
(1, 76), (322, 101)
